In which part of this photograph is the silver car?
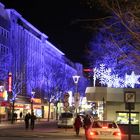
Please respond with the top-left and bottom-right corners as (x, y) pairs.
(57, 112), (74, 128)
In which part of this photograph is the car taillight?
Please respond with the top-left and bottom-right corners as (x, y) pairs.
(113, 132), (121, 136)
(89, 131), (98, 136)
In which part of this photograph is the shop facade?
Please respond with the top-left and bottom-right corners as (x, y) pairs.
(11, 96), (55, 120)
(85, 87), (140, 134)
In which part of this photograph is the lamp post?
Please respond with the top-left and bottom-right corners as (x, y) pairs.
(31, 91), (35, 114)
(72, 75), (80, 115)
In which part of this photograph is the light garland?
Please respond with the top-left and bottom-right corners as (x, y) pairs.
(93, 64), (140, 88)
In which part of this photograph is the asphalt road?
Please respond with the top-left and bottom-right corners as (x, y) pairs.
(0, 120), (140, 140)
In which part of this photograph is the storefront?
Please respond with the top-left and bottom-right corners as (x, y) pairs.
(44, 103), (56, 119)
(0, 86), (10, 121)
(85, 87), (140, 134)
(32, 98), (42, 118)
(14, 96), (31, 119)
(14, 96), (43, 119)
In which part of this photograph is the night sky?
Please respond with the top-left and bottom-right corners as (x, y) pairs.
(1, 0), (100, 66)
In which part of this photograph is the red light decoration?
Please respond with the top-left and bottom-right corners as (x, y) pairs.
(83, 68), (93, 72)
(8, 72), (12, 92)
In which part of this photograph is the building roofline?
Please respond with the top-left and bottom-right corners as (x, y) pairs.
(45, 40), (65, 55)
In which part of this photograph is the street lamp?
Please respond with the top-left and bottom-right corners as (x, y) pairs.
(72, 75), (80, 115)
(31, 91), (35, 114)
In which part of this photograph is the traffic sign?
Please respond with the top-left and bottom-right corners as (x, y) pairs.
(64, 102), (69, 107)
(63, 93), (70, 112)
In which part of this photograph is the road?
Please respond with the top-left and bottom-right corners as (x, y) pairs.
(0, 120), (140, 140)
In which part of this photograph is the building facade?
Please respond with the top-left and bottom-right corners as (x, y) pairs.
(86, 87), (140, 134)
(0, 3), (86, 121)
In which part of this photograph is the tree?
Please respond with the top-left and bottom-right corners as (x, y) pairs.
(10, 73), (24, 124)
(43, 57), (76, 121)
(80, 0), (140, 77)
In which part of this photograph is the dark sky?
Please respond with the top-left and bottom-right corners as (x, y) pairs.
(1, 0), (99, 66)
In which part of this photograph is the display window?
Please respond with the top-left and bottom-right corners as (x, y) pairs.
(116, 111), (139, 124)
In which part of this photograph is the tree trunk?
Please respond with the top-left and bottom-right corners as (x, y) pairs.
(47, 101), (51, 122)
(11, 100), (15, 124)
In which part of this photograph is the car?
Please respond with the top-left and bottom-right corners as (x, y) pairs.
(85, 120), (122, 140)
(57, 112), (74, 128)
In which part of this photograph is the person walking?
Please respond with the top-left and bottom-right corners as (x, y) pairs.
(30, 112), (36, 130)
(74, 115), (82, 136)
(24, 113), (30, 130)
(83, 114), (92, 137)
(20, 112), (23, 119)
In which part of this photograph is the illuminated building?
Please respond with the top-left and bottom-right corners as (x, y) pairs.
(0, 2), (87, 121)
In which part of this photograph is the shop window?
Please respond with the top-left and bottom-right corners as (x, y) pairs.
(116, 111), (139, 124)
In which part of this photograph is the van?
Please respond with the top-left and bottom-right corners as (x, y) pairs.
(57, 112), (74, 128)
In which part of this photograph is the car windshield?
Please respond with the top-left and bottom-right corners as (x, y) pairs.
(61, 113), (73, 118)
(92, 121), (117, 128)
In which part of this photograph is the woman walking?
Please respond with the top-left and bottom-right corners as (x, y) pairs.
(74, 115), (82, 136)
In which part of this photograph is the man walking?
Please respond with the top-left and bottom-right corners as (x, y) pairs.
(24, 113), (30, 130)
(30, 112), (36, 130)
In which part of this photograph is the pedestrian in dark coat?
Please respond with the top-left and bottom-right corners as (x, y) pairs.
(24, 113), (30, 130)
(83, 114), (92, 136)
(74, 115), (82, 136)
(30, 112), (36, 130)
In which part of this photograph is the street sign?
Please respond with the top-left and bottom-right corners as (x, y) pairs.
(125, 103), (135, 110)
(124, 91), (136, 110)
(64, 102), (69, 107)
(124, 92), (136, 103)
(63, 93), (69, 112)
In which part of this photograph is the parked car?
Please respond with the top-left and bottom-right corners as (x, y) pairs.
(57, 112), (74, 128)
(85, 120), (122, 140)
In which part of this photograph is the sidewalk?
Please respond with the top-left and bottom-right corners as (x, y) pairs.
(0, 118), (55, 128)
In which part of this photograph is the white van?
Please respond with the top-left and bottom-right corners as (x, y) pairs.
(57, 112), (74, 128)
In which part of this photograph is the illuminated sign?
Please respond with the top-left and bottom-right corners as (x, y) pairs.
(32, 98), (41, 104)
(8, 72), (12, 92)
(0, 86), (8, 101)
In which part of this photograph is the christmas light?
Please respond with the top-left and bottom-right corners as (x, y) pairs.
(93, 64), (140, 88)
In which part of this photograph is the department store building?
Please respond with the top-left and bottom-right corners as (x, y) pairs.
(0, 2), (85, 121)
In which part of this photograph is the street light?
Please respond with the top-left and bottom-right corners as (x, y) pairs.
(72, 75), (80, 115)
(31, 91), (35, 114)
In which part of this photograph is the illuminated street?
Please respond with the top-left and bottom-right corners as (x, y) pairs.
(0, 1), (140, 140)
(0, 120), (139, 140)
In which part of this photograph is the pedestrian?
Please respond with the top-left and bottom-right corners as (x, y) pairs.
(74, 115), (82, 136)
(13, 113), (17, 121)
(30, 112), (36, 130)
(24, 113), (30, 130)
(20, 112), (23, 119)
(83, 114), (92, 137)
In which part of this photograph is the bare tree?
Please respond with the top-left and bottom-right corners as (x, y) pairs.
(43, 55), (78, 121)
(79, 0), (140, 75)
(10, 72), (24, 124)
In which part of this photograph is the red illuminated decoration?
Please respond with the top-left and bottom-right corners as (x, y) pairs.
(83, 68), (93, 72)
(8, 72), (12, 93)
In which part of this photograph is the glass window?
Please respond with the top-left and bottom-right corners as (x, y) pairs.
(116, 112), (139, 124)
(92, 121), (117, 128)
(61, 112), (73, 118)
